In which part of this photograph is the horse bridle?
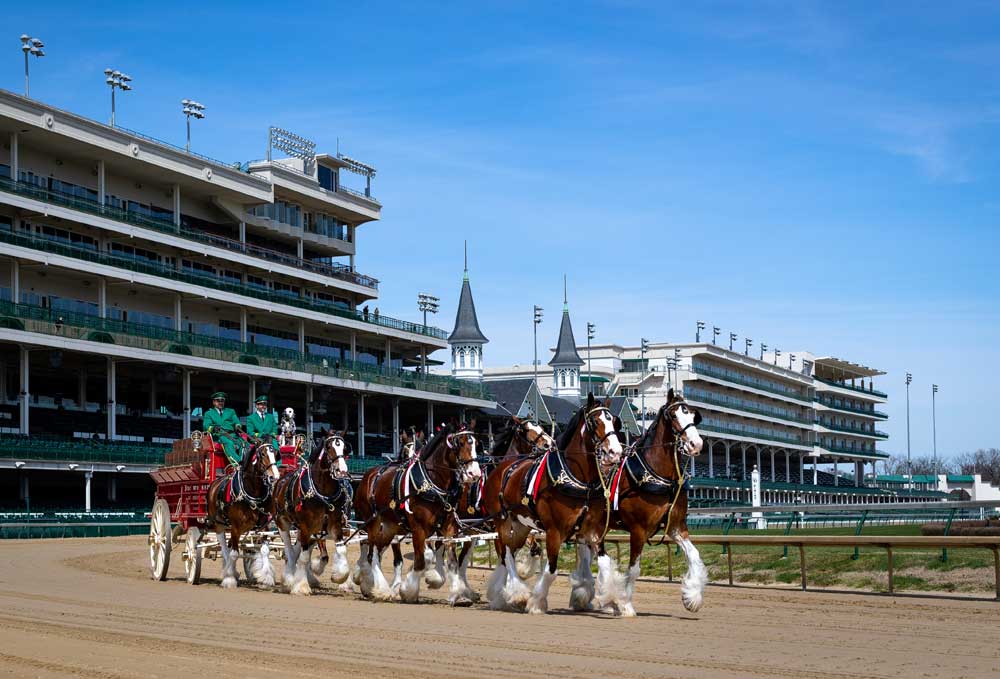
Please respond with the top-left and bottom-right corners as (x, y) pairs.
(321, 434), (351, 478)
(584, 406), (620, 461)
(665, 399), (700, 457)
(517, 420), (553, 455)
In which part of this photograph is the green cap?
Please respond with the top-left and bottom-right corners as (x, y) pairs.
(211, 391), (228, 400)
(254, 395), (269, 404)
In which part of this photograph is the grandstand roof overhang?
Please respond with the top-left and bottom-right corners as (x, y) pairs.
(814, 357), (884, 379)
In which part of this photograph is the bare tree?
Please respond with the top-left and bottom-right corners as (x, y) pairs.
(953, 448), (1000, 484)
(883, 454), (954, 477)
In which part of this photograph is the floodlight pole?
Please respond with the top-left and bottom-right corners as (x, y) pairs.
(932, 384), (939, 491)
(533, 306), (543, 419)
(905, 372), (912, 490)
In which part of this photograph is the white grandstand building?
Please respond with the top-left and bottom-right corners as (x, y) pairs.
(0, 87), (491, 511)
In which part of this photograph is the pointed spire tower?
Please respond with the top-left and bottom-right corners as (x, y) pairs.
(549, 275), (584, 400)
(448, 241), (489, 380)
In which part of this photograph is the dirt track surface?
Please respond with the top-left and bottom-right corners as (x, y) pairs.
(0, 537), (997, 678)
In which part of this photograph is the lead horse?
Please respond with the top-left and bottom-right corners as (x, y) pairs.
(482, 394), (623, 614)
(271, 433), (353, 595)
(595, 388), (707, 615)
(353, 422), (482, 602)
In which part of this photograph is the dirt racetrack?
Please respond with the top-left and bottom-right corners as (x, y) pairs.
(0, 537), (997, 678)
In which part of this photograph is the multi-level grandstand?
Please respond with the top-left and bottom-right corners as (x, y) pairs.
(0, 88), (492, 511)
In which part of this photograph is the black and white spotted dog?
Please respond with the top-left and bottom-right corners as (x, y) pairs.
(279, 407), (297, 447)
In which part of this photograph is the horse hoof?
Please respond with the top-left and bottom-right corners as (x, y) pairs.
(620, 603), (637, 617)
(290, 581), (312, 596)
(221, 576), (238, 590)
(526, 601), (547, 615)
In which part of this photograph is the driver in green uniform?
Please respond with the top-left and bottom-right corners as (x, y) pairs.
(245, 394), (281, 465)
(201, 391), (246, 465)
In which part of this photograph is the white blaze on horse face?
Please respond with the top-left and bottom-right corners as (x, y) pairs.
(600, 411), (623, 458)
(526, 422), (554, 450)
(330, 438), (349, 476)
(463, 435), (482, 481)
(675, 406), (703, 456)
(264, 446), (280, 479)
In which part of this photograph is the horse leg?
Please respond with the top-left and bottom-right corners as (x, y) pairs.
(399, 527), (426, 603)
(329, 516), (350, 585)
(369, 544), (395, 601)
(277, 526), (297, 588)
(290, 534), (314, 596)
(449, 541), (480, 605)
(311, 536), (329, 576)
(356, 541), (374, 596)
(517, 535), (541, 579)
(424, 542), (446, 589)
(501, 544), (533, 609)
(217, 530), (238, 589)
(486, 534), (509, 610)
(568, 542), (597, 611)
(594, 540), (623, 613)
(389, 542), (404, 596)
(526, 529), (561, 615)
(614, 529), (649, 617)
(252, 538), (276, 587)
(671, 526), (707, 613)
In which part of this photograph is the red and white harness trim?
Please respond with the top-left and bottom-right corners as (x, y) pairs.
(609, 460), (627, 511)
(526, 451), (550, 500)
(401, 458), (419, 514)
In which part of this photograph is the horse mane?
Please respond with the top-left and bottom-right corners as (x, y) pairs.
(557, 407), (587, 451)
(490, 424), (516, 456)
(420, 424), (452, 461)
(636, 403), (669, 451)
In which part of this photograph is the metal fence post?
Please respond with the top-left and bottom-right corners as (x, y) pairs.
(941, 507), (956, 563)
(783, 514), (794, 559)
(798, 544), (806, 590)
(852, 510), (868, 560)
(886, 545), (894, 594)
(721, 512), (735, 555)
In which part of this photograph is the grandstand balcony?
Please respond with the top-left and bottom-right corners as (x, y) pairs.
(0, 174), (378, 295)
(690, 361), (812, 404)
(816, 442), (889, 459)
(814, 376), (887, 400)
(0, 299), (490, 400)
(0, 227), (443, 341)
(698, 421), (810, 448)
(815, 419), (889, 439)
(685, 387), (814, 426)
(0, 433), (168, 466)
(814, 396), (888, 419)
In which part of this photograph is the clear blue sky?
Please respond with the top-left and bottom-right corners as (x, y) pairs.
(7, 2), (999, 459)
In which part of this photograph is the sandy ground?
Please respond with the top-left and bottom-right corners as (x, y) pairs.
(0, 537), (997, 678)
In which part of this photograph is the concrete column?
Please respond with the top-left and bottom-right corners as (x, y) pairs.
(98, 278), (107, 318)
(724, 442), (730, 477)
(149, 374), (157, 413)
(19, 474), (28, 504)
(306, 385), (314, 438)
(0, 361), (5, 404)
(856, 461), (862, 487)
(341, 406), (349, 436)
(296, 238), (304, 259)
(756, 448), (762, 478)
(385, 339), (392, 371)
(770, 449), (776, 482)
(10, 133), (18, 181)
(239, 221), (246, 244)
(107, 359), (116, 439)
(174, 294), (183, 332)
(248, 377), (255, 408)
(11, 259), (19, 304)
(427, 401), (434, 438)
(834, 459), (839, 486)
(785, 451), (791, 483)
(97, 160), (106, 205)
(350, 331), (357, 362)
(182, 369), (191, 437)
(707, 439), (714, 478)
(77, 369), (87, 411)
(392, 398), (400, 455)
(813, 458), (818, 485)
(741, 446), (746, 480)
(109, 474), (117, 502)
(19, 347), (29, 434)
(800, 454), (805, 484)
(298, 320), (306, 354)
(84, 471), (93, 513)
(357, 393), (366, 457)
(172, 184), (181, 229)
(240, 308), (248, 343)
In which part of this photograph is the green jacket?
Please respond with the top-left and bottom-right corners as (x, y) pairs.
(246, 411), (279, 440)
(202, 407), (242, 436)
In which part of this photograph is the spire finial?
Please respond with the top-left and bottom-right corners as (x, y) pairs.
(563, 274), (568, 312)
(463, 240), (468, 281)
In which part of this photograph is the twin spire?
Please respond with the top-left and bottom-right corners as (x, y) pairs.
(550, 274), (584, 367)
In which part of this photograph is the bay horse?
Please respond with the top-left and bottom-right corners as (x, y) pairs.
(594, 388), (707, 615)
(204, 440), (281, 589)
(271, 432), (353, 595)
(353, 422), (481, 602)
(482, 394), (623, 614)
(446, 417), (556, 605)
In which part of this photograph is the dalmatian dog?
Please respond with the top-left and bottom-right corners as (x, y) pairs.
(279, 407), (297, 447)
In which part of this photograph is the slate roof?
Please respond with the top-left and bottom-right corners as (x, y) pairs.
(448, 275), (489, 344)
(542, 394), (580, 426)
(549, 309), (584, 366)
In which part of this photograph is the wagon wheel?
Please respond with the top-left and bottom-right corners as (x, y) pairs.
(184, 527), (202, 585)
(148, 498), (172, 581)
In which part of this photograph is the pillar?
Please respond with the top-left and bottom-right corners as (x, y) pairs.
(107, 359), (116, 439)
(182, 369), (191, 437)
(98, 278), (107, 318)
(19, 346), (29, 435)
(84, 471), (93, 512)
(0, 361), (5, 404)
(350, 331), (357, 362)
(239, 307), (248, 343)
(785, 451), (791, 483)
(756, 448), (762, 477)
(172, 183), (181, 229)
(707, 439), (714, 478)
(10, 133), (18, 182)
(855, 461), (862, 487)
(341, 405), (349, 436)
(174, 294), (183, 332)
(833, 459), (839, 486)
(392, 398), (400, 455)
(149, 374), (157, 413)
(239, 221), (246, 244)
(97, 160), (106, 205)
(741, 446), (747, 480)
(385, 338), (391, 371)
(248, 377), (255, 408)
(296, 238), (304, 259)
(813, 458), (818, 485)
(724, 441), (730, 478)
(427, 401), (434, 438)
(77, 369), (87, 411)
(108, 474), (117, 502)
(306, 385), (314, 438)
(19, 474), (28, 504)
(11, 259), (19, 305)
(357, 393), (366, 458)
(800, 454), (805, 484)
(770, 449), (776, 482)
(298, 320), (306, 354)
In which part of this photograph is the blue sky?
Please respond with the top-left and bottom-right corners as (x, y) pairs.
(7, 2), (999, 458)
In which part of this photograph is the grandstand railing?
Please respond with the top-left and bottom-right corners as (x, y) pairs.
(815, 397), (888, 419)
(690, 362), (812, 403)
(698, 422), (806, 446)
(0, 299), (489, 400)
(0, 175), (379, 290)
(0, 434), (168, 465)
(815, 419), (890, 438)
(685, 389), (814, 425)
(814, 376), (888, 398)
(0, 229), (447, 338)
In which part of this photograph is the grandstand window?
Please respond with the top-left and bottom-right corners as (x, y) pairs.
(182, 259), (216, 276)
(246, 275), (268, 290)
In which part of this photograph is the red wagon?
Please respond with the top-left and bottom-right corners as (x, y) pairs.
(147, 431), (302, 584)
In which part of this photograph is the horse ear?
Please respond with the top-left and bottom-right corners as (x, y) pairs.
(694, 409), (703, 425)
(587, 392), (596, 409)
(667, 387), (675, 402)
(511, 415), (521, 424)
(469, 418), (477, 430)
(603, 397), (612, 409)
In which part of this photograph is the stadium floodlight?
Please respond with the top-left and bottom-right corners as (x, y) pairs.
(729, 332), (737, 351)
(773, 348), (781, 365)
(105, 69), (133, 126)
(696, 320), (705, 342)
(905, 372), (913, 488)
(267, 126), (317, 173)
(181, 99), (206, 152)
(586, 322), (596, 397)
(712, 326), (720, 345)
(532, 305), (543, 418)
(760, 342), (768, 360)
(932, 384), (939, 489)
(745, 337), (753, 356)
(20, 34), (44, 97)
(417, 293), (439, 373)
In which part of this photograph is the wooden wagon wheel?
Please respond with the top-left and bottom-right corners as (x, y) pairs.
(184, 526), (203, 585)
(148, 498), (172, 581)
